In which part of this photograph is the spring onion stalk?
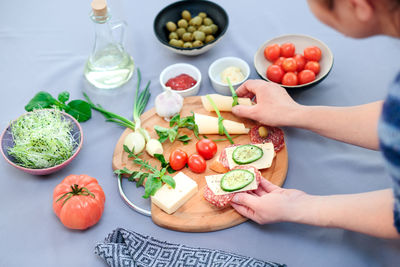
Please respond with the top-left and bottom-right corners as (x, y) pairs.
(212, 135), (240, 142)
(8, 109), (77, 169)
(206, 95), (234, 144)
(84, 68), (163, 156)
(227, 77), (238, 107)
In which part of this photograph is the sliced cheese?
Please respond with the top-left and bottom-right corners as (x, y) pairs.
(194, 113), (249, 134)
(225, 143), (275, 170)
(151, 172), (198, 214)
(201, 94), (253, 112)
(205, 169), (258, 195)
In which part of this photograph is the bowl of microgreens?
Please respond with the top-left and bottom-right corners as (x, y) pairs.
(0, 109), (83, 175)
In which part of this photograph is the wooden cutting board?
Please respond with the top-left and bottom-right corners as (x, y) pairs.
(112, 96), (288, 232)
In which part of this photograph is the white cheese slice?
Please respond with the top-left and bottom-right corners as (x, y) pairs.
(194, 113), (249, 134)
(151, 172), (198, 214)
(225, 143), (275, 170)
(201, 94), (252, 112)
(205, 169), (258, 195)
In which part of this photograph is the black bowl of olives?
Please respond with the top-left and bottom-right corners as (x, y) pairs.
(154, 0), (229, 56)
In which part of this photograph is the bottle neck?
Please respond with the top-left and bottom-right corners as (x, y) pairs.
(90, 10), (111, 24)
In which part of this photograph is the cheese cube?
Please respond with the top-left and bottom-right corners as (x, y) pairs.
(151, 172), (198, 214)
(225, 143), (275, 170)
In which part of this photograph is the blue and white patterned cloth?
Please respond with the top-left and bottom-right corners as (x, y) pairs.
(95, 228), (285, 267)
(378, 72), (400, 233)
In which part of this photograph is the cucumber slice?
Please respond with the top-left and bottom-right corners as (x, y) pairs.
(220, 169), (255, 192)
(232, 144), (263, 165)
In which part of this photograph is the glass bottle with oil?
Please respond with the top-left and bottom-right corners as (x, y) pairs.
(84, 0), (134, 89)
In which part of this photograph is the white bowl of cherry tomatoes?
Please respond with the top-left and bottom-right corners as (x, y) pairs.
(253, 34), (334, 89)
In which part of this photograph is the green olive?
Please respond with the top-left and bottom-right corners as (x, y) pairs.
(169, 32), (179, 40)
(203, 17), (213, 26)
(193, 30), (205, 42)
(169, 39), (183, 47)
(176, 27), (186, 38)
(192, 40), (204, 47)
(182, 32), (193, 42)
(183, 42), (193, 48)
(190, 16), (203, 26)
(187, 25), (196, 33)
(210, 24), (218, 34)
(203, 26), (212, 35)
(205, 34), (215, 43)
(198, 25), (206, 32)
(177, 19), (188, 28)
(166, 21), (177, 32)
(198, 12), (207, 18)
(181, 10), (191, 21)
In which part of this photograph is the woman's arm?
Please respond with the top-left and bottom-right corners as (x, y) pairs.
(232, 80), (383, 150)
(291, 102), (382, 150)
(231, 179), (399, 239)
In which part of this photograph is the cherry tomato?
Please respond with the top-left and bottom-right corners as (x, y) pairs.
(264, 43), (280, 62)
(298, 70), (316, 85)
(280, 43), (295, 57)
(274, 57), (285, 68)
(169, 149), (188, 171)
(294, 54), (306, 71)
(196, 139), (217, 160)
(304, 61), (320, 75)
(266, 64), (284, 83)
(282, 57), (297, 72)
(188, 154), (206, 173)
(282, 72), (298, 86)
(304, 46), (322, 61)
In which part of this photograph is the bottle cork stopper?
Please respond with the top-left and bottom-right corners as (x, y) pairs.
(91, 0), (107, 17)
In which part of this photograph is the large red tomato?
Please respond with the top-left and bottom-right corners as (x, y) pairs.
(53, 174), (105, 230)
(196, 139), (217, 160)
(188, 154), (206, 173)
(169, 149), (188, 171)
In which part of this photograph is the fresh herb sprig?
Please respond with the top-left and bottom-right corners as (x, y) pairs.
(25, 91), (92, 122)
(155, 113), (199, 145)
(206, 95), (234, 144)
(227, 77), (238, 107)
(114, 145), (176, 198)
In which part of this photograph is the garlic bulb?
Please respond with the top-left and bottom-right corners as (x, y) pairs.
(155, 90), (183, 120)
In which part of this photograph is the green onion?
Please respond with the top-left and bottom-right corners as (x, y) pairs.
(227, 77), (238, 107)
(8, 109), (77, 169)
(205, 95), (234, 144)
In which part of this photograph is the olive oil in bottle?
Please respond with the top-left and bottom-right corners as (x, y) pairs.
(84, 0), (134, 89)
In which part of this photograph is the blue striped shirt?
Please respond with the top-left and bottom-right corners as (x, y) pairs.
(378, 72), (400, 233)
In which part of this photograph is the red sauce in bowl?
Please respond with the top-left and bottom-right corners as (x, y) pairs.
(165, 74), (197, 90)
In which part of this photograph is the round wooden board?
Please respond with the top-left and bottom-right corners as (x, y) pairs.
(112, 96), (288, 232)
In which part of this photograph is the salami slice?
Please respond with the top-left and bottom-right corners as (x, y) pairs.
(250, 125), (285, 152)
(203, 166), (262, 208)
(218, 144), (240, 169)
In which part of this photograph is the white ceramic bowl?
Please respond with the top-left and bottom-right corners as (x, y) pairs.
(159, 63), (202, 97)
(254, 34), (334, 89)
(208, 57), (250, 95)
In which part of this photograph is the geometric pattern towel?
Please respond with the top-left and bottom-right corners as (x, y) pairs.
(94, 228), (286, 267)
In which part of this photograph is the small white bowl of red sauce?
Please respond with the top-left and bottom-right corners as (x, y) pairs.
(160, 63), (202, 97)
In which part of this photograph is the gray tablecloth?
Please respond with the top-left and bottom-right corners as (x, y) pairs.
(1, 1), (400, 266)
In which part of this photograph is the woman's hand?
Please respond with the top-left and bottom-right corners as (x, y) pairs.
(232, 79), (302, 127)
(231, 178), (307, 224)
